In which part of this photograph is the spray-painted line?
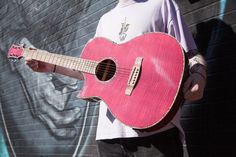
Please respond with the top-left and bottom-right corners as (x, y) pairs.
(219, 0), (226, 20)
(0, 101), (17, 157)
(72, 101), (90, 157)
(0, 128), (10, 157)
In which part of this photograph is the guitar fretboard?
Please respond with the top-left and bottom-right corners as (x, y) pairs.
(24, 48), (98, 74)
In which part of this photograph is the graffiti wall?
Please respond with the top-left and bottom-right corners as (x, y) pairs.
(0, 0), (116, 156)
(0, 0), (236, 157)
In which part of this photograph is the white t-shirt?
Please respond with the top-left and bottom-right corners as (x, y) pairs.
(94, 0), (197, 140)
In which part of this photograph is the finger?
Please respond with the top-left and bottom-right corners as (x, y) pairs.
(27, 60), (39, 70)
(26, 59), (36, 64)
(183, 89), (192, 100)
(190, 84), (199, 92)
(186, 84), (198, 98)
(26, 59), (33, 65)
(30, 60), (38, 65)
(183, 77), (193, 93)
(184, 90), (197, 101)
(184, 87), (203, 101)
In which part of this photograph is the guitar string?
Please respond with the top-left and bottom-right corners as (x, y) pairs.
(68, 57), (131, 73)
(73, 60), (131, 77)
(31, 49), (132, 73)
(59, 57), (131, 75)
(29, 50), (132, 76)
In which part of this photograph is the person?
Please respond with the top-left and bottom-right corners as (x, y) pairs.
(26, 0), (207, 156)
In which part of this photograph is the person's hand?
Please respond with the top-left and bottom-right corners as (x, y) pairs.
(26, 59), (55, 73)
(182, 72), (206, 101)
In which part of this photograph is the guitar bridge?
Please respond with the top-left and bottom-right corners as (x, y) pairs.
(125, 57), (143, 96)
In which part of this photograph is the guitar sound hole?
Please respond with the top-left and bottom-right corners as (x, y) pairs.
(95, 59), (116, 81)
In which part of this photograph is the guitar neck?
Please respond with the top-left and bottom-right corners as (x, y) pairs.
(23, 47), (98, 74)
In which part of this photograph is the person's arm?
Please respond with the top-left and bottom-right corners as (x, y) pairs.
(26, 17), (104, 80)
(53, 64), (84, 80)
(26, 60), (84, 80)
(182, 50), (207, 101)
(159, 0), (207, 101)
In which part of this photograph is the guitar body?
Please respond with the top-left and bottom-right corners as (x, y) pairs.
(79, 33), (186, 129)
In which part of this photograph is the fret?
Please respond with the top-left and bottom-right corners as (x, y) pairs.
(32, 50), (38, 60)
(44, 52), (50, 63)
(65, 56), (71, 68)
(41, 51), (47, 63)
(30, 50), (35, 59)
(57, 54), (64, 67)
(84, 60), (88, 73)
(69, 57), (74, 70)
(52, 53), (57, 65)
(63, 55), (68, 68)
(83, 59), (88, 72)
(47, 52), (52, 63)
(75, 58), (81, 71)
(55, 54), (62, 66)
(77, 59), (82, 71)
(61, 55), (67, 67)
(86, 61), (90, 73)
(25, 49), (31, 59)
(43, 52), (47, 62)
(80, 59), (85, 72)
(23, 47), (97, 75)
(51, 53), (57, 65)
(31, 50), (37, 60)
(59, 55), (65, 67)
(84, 59), (89, 73)
(88, 61), (93, 73)
(54, 53), (60, 65)
(66, 56), (71, 69)
(48, 53), (54, 64)
(73, 57), (79, 70)
(34, 50), (39, 60)
(38, 50), (43, 61)
(67, 56), (74, 69)
(87, 61), (91, 73)
(92, 61), (97, 73)
(39, 50), (48, 62)
(71, 57), (77, 70)
(62, 55), (68, 67)
(62, 55), (68, 68)
(89, 61), (93, 73)
(88, 61), (94, 73)
(93, 61), (98, 74)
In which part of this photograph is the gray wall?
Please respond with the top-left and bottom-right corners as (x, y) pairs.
(0, 0), (236, 157)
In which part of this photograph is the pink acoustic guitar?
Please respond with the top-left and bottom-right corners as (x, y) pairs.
(8, 33), (186, 130)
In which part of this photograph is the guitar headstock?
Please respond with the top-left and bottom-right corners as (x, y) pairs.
(8, 45), (24, 61)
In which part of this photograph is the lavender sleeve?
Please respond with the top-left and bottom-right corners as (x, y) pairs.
(162, 0), (197, 52)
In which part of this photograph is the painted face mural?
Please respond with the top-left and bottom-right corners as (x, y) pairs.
(0, 0), (101, 156)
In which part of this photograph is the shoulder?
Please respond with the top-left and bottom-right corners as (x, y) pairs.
(99, 5), (118, 21)
(161, 0), (180, 11)
(145, 0), (179, 13)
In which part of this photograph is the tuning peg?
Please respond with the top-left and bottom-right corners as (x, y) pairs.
(9, 58), (18, 63)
